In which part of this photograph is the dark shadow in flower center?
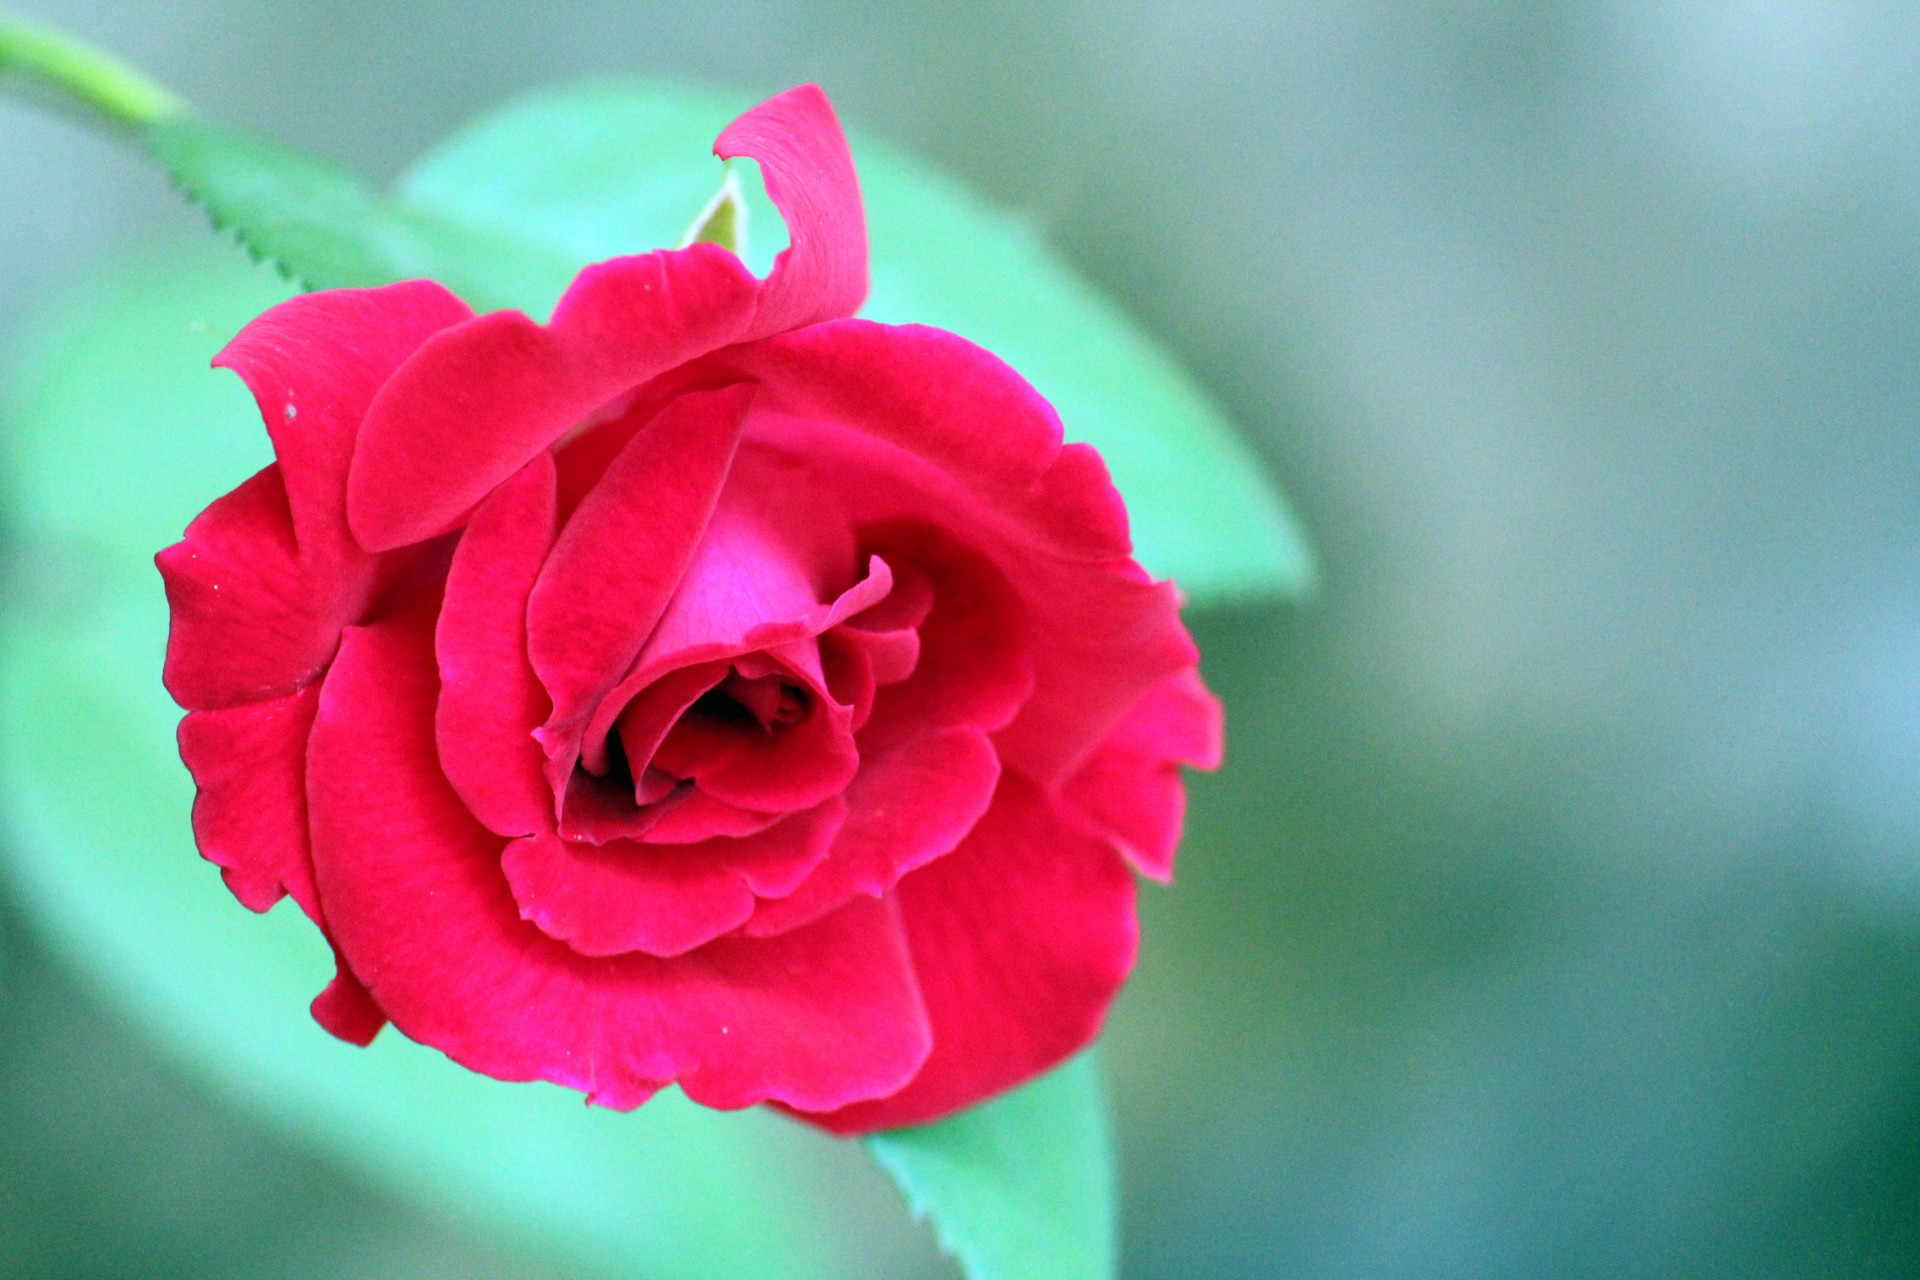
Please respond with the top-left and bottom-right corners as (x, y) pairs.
(598, 724), (637, 793)
(687, 686), (761, 732)
(559, 665), (819, 845)
(685, 671), (810, 738)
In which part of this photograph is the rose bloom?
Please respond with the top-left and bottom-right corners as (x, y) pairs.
(158, 85), (1220, 1133)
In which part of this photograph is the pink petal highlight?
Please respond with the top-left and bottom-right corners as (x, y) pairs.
(528, 383), (754, 748)
(632, 444), (860, 665)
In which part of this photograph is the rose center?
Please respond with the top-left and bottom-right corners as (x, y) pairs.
(686, 671), (809, 735)
(625, 664), (814, 796)
(557, 652), (853, 846)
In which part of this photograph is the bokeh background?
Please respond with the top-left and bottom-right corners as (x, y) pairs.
(7, 2), (1920, 1277)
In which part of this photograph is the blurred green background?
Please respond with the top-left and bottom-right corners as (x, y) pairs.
(7, 2), (1920, 1276)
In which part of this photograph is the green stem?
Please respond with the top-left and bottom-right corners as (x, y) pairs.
(0, 15), (186, 131)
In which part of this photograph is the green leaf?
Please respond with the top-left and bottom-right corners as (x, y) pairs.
(865, 1054), (1117, 1280)
(0, 246), (891, 1280)
(131, 80), (1310, 603)
(144, 117), (580, 313)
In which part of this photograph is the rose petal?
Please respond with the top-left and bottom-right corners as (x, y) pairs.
(436, 451), (557, 838)
(579, 547), (882, 822)
(846, 551), (935, 633)
(731, 322), (1198, 780)
(215, 279), (474, 561)
(832, 556), (931, 691)
(587, 557), (891, 751)
(159, 466), (373, 709)
(568, 556), (890, 825)
(311, 940), (387, 1046)
(732, 321), (1116, 556)
(555, 767), (687, 845)
(715, 83), (868, 342)
(348, 245), (762, 551)
(502, 833), (759, 958)
(161, 279), (470, 709)
(602, 660), (729, 781)
(636, 444), (859, 663)
(855, 523), (1034, 752)
(308, 606), (931, 1112)
(175, 679), (388, 1045)
(690, 798), (847, 897)
(640, 790), (786, 844)
(744, 726), (1000, 936)
(794, 774), (1137, 1134)
(1060, 667), (1224, 881)
(730, 322), (1200, 765)
(504, 799), (843, 958)
(819, 635), (877, 731)
(528, 383), (755, 753)
(658, 663), (859, 815)
(987, 561), (1196, 785)
(176, 682), (321, 914)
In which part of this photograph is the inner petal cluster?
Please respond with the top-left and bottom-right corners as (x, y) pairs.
(493, 427), (978, 960)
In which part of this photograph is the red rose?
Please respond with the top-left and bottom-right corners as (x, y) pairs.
(157, 85), (1220, 1133)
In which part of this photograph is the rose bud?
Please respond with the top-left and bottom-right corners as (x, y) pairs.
(157, 84), (1221, 1134)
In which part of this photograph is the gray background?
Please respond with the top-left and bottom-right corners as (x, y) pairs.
(6, 3), (1920, 1277)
